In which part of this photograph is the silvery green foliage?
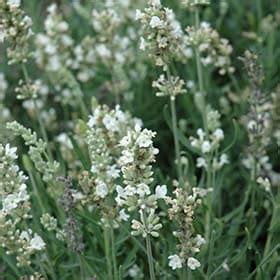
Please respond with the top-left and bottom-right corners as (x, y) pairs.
(6, 121), (59, 182)
(0, 143), (45, 267)
(117, 124), (167, 238)
(0, 0), (33, 64)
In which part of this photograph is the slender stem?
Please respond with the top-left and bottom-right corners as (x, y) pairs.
(110, 224), (118, 280)
(256, 0), (262, 24)
(194, 9), (208, 133)
(250, 158), (257, 215)
(170, 98), (183, 185)
(73, 80), (88, 120)
(142, 210), (156, 280)
(166, 66), (183, 186)
(205, 157), (212, 244)
(249, 244), (280, 279)
(229, 72), (241, 93)
(180, 268), (187, 280)
(45, 251), (57, 280)
(194, 9), (214, 254)
(109, 35), (120, 105)
(263, 203), (277, 261)
(28, 170), (47, 213)
(104, 226), (113, 280)
(145, 234), (156, 280)
(110, 66), (120, 106)
(78, 254), (85, 280)
(35, 255), (48, 279)
(78, 95), (88, 121)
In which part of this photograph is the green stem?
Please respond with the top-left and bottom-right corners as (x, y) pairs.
(194, 9), (208, 133)
(229, 72), (241, 93)
(109, 36), (120, 105)
(145, 234), (156, 280)
(256, 0), (262, 24)
(104, 226), (113, 280)
(110, 225), (118, 280)
(180, 268), (187, 280)
(170, 98), (183, 186)
(249, 244), (280, 279)
(166, 66), (183, 186)
(78, 254), (85, 280)
(194, 8), (213, 244)
(28, 170), (47, 213)
(142, 209), (156, 280)
(45, 251), (57, 280)
(110, 65), (120, 106)
(263, 203), (277, 262)
(205, 158), (212, 244)
(73, 81), (88, 121)
(250, 158), (257, 212)
(78, 94), (88, 121)
(248, 157), (257, 231)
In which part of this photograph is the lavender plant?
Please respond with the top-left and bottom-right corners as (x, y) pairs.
(0, 0), (279, 279)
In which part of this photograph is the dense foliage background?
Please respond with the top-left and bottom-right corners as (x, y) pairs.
(0, 0), (280, 279)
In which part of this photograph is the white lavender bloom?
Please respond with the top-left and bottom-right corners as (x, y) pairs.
(168, 254), (183, 270)
(152, 74), (187, 99)
(119, 209), (130, 221)
(195, 234), (206, 247)
(128, 264), (143, 278)
(167, 187), (205, 270)
(28, 234), (46, 251)
(0, 0), (33, 64)
(185, 22), (234, 75)
(187, 257), (201, 270)
(196, 157), (208, 168)
(6, 121), (59, 182)
(155, 185), (167, 199)
(0, 144), (45, 267)
(96, 181), (109, 198)
(79, 104), (141, 222)
(149, 16), (163, 28)
(118, 125), (166, 238)
(136, 1), (188, 68)
(201, 140), (212, 153)
(190, 109), (227, 172)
